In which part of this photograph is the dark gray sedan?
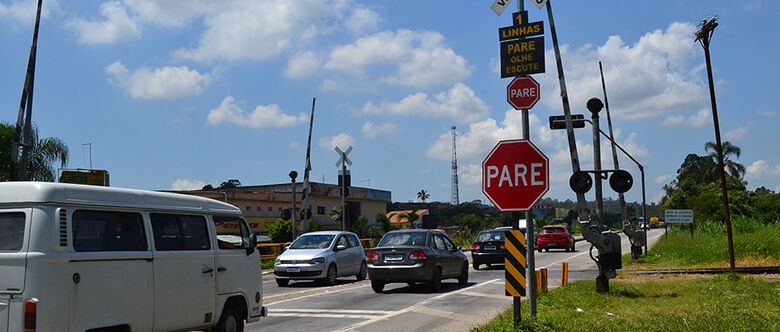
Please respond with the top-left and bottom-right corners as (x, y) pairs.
(366, 229), (468, 292)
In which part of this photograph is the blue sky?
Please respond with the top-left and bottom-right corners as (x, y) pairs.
(1, 0), (778, 205)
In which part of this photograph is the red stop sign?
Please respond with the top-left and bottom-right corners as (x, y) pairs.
(482, 139), (549, 212)
(507, 76), (540, 110)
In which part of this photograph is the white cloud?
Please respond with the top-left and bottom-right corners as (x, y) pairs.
(540, 22), (707, 121)
(289, 142), (302, 150)
(662, 108), (710, 127)
(325, 29), (472, 88)
(362, 83), (489, 124)
(318, 133), (355, 151)
(362, 122), (399, 139)
(105, 61), (212, 100)
(284, 51), (322, 78)
(420, 168), (432, 174)
(66, 1), (140, 44)
(746, 160), (780, 180)
(724, 122), (753, 141)
(755, 110), (777, 117)
(171, 179), (206, 190)
(0, 0), (57, 27)
(655, 174), (672, 185)
(207, 96), (308, 128)
(172, 0), (369, 62)
(344, 5), (379, 34)
(461, 164), (482, 186)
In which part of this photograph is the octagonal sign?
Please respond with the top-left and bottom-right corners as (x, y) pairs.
(507, 76), (540, 110)
(482, 139), (549, 212)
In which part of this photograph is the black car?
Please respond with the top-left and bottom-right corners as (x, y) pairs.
(471, 229), (507, 270)
(366, 229), (468, 292)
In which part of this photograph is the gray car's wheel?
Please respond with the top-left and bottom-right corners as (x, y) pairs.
(371, 280), (385, 292)
(275, 279), (289, 287)
(324, 264), (337, 286)
(458, 263), (468, 285)
(430, 267), (442, 292)
(356, 261), (368, 281)
(213, 304), (244, 332)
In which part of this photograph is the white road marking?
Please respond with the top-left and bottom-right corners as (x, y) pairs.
(272, 309), (388, 314)
(269, 313), (377, 319)
(333, 278), (502, 332)
(460, 291), (509, 300)
(265, 283), (371, 306)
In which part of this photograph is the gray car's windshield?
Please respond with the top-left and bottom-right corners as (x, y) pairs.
(476, 231), (504, 242)
(290, 234), (335, 249)
(378, 232), (427, 247)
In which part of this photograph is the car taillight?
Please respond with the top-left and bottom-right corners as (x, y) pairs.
(471, 244), (481, 251)
(24, 299), (37, 331)
(366, 252), (379, 262)
(409, 251), (427, 260)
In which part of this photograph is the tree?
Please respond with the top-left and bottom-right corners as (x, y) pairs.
(416, 189), (430, 203)
(395, 209), (421, 228)
(376, 213), (392, 233)
(351, 216), (370, 238)
(268, 219), (292, 243)
(705, 141), (746, 179)
(219, 179), (241, 189)
(328, 207), (343, 223)
(201, 184), (214, 190)
(0, 123), (68, 182)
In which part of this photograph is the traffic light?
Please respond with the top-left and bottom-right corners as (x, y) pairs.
(609, 170), (633, 193)
(281, 208), (292, 221)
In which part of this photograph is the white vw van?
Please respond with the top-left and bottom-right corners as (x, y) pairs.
(0, 182), (266, 332)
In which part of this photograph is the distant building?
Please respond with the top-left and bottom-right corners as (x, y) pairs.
(533, 206), (557, 219)
(171, 182), (391, 232)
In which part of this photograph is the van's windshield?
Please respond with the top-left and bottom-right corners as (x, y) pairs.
(0, 212), (25, 251)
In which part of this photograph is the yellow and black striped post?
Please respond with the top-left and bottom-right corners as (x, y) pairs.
(504, 230), (527, 296)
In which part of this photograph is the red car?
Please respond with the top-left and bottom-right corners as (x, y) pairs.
(536, 225), (575, 252)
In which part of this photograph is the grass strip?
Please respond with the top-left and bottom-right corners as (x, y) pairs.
(473, 275), (779, 332)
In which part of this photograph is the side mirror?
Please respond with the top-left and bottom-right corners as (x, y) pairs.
(245, 233), (257, 256)
(336, 244), (347, 251)
(456, 245), (462, 251)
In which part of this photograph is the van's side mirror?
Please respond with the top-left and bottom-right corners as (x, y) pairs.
(336, 244), (347, 251)
(246, 233), (257, 256)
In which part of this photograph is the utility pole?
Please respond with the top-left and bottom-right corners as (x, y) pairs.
(335, 146), (353, 231)
(290, 171), (298, 240)
(11, 0), (43, 181)
(696, 16), (735, 272)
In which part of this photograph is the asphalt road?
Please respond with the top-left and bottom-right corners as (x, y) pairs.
(248, 229), (664, 332)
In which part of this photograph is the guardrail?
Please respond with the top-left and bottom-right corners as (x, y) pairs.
(256, 238), (376, 261)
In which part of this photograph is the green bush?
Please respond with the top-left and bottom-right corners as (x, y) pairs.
(268, 219), (292, 243)
(351, 216), (370, 238)
(306, 220), (323, 232)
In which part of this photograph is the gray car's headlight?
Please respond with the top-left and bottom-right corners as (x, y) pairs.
(309, 257), (325, 264)
(274, 257), (281, 265)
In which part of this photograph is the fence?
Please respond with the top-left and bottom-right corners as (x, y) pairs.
(256, 238), (376, 261)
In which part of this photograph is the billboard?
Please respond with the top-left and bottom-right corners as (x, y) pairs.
(59, 169), (110, 186)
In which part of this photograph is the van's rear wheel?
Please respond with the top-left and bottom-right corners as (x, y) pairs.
(214, 305), (244, 332)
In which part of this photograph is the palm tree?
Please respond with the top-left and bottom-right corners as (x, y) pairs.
(705, 141), (745, 179)
(0, 123), (68, 181)
(416, 189), (430, 203)
(328, 207), (343, 223)
(396, 209), (421, 228)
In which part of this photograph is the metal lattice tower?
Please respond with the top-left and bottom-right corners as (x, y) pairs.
(450, 126), (459, 206)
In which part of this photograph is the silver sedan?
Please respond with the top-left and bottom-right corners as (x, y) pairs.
(273, 231), (367, 286)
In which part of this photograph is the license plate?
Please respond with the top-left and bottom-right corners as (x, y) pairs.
(485, 246), (497, 250)
(384, 255), (403, 261)
(286, 267), (301, 273)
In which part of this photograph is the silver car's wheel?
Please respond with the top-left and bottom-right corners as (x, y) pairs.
(356, 261), (367, 281)
(324, 264), (337, 286)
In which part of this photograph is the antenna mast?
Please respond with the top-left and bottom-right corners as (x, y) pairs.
(450, 126), (459, 205)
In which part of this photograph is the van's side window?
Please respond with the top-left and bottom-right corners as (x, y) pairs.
(72, 210), (147, 252)
(150, 213), (210, 251)
(212, 216), (248, 249)
(0, 212), (25, 251)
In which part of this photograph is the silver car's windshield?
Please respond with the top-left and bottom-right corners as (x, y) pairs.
(290, 234), (335, 249)
(378, 232), (427, 247)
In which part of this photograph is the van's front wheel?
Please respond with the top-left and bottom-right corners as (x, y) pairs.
(213, 305), (244, 332)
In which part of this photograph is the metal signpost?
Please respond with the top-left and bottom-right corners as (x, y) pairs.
(490, 0), (548, 323)
(335, 146), (353, 230)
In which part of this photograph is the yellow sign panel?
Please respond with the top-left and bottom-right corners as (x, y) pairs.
(504, 230), (527, 297)
(59, 170), (110, 186)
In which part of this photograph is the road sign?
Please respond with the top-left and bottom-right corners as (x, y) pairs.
(500, 36), (545, 78)
(507, 76), (540, 110)
(548, 114), (586, 129)
(490, 0), (513, 16)
(531, 0), (549, 9)
(482, 139), (549, 212)
(59, 169), (110, 186)
(334, 146), (353, 166)
(504, 230), (527, 296)
(665, 209), (694, 224)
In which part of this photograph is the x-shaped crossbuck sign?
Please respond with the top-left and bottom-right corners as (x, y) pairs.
(334, 146), (353, 166)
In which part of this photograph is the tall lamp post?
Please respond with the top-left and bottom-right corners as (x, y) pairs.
(695, 17), (735, 272)
(289, 171), (298, 240)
